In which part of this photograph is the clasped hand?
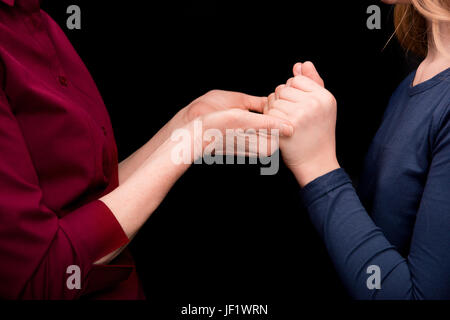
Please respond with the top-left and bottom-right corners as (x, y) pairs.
(101, 62), (342, 254)
(180, 61), (340, 186)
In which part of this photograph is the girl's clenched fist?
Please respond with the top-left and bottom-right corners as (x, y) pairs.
(265, 62), (340, 187)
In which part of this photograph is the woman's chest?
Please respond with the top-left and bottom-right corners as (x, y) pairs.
(1, 13), (118, 212)
(358, 100), (433, 252)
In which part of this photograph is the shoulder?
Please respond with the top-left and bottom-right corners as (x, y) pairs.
(431, 99), (450, 154)
(380, 71), (416, 122)
(432, 70), (450, 132)
(435, 100), (450, 134)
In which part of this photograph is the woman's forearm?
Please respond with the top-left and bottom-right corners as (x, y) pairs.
(102, 106), (293, 265)
(118, 107), (189, 184)
(97, 127), (194, 264)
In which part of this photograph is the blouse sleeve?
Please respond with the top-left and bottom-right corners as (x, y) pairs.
(299, 107), (450, 299)
(0, 89), (129, 299)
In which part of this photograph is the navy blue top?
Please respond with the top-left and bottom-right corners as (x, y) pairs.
(300, 68), (450, 299)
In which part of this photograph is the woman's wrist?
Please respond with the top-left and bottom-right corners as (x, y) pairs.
(171, 106), (191, 129)
(118, 107), (191, 184)
(148, 119), (202, 167)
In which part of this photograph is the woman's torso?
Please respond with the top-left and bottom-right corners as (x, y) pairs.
(0, 1), (143, 299)
(358, 68), (450, 256)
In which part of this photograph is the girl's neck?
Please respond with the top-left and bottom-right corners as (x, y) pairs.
(413, 22), (450, 86)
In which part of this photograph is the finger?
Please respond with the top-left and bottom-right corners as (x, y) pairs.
(290, 75), (323, 92)
(246, 131), (280, 158)
(270, 99), (299, 115)
(219, 91), (268, 113)
(267, 108), (290, 121)
(216, 132), (279, 158)
(274, 84), (286, 100)
(257, 133), (280, 157)
(292, 62), (302, 76)
(268, 92), (276, 108)
(236, 110), (294, 137)
(276, 86), (308, 103)
(234, 129), (259, 157)
(264, 92), (276, 114)
(302, 61), (325, 87)
(286, 77), (294, 87)
(263, 98), (269, 114)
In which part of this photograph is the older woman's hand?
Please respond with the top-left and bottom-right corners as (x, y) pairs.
(183, 89), (268, 123)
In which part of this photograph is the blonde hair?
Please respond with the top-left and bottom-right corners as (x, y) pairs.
(394, 0), (450, 57)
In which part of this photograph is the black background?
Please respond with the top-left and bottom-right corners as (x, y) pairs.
(39, 0), (419, 313)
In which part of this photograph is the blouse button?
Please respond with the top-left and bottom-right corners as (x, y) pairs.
(58, 75), (68, 87)
(101, 126), (107, 136)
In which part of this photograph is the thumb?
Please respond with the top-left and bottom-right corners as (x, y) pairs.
(300, 61), (325, 87)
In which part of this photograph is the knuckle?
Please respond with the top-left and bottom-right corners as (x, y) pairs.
(208, 89), (220, 95)
(286, 77), (294, 87)
(272, 99), (282, 109)
(187, 105), (201, 120)
(205, 89), (222, 97)
(308, 96), (321, 109)
(327, 93), (337, 107)
(278, 86), (289, 98)
(268, 92), (276, 103)
(293, 75), (305, 87)
(275, 84), (285, 95)
(318, 78), (325, 87)
(320, 91), (337, 110)
(293, 110), (306, 125)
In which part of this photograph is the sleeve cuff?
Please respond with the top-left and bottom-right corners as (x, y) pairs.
(299, 168), (352, 208)
(59, 200), (129, 265)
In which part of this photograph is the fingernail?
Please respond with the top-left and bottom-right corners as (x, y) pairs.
(280, 124), (294, 137)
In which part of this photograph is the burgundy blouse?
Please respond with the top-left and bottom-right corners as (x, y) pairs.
(0, 0), (144, 299)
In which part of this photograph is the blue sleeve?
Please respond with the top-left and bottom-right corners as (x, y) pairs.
(300, 111), (450, 300)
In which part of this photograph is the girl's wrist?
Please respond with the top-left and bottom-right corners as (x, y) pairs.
(290, 157), (340, 188)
